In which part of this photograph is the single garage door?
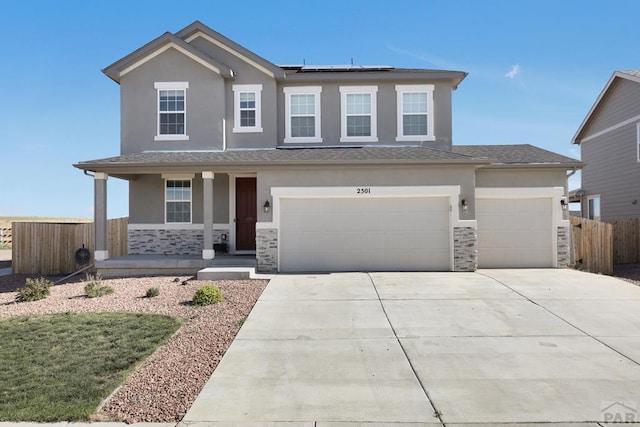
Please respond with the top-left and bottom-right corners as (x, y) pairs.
(279, 197), (450, 272)
(476, 197), (553, 268)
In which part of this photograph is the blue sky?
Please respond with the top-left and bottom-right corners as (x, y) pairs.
(1, 0), (637, 218)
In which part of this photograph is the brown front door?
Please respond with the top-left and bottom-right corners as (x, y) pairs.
(235, 177), (257, 251)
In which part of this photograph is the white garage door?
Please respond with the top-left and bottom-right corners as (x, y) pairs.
(476, 197), (553, 268)
(279, 197), (450, 272)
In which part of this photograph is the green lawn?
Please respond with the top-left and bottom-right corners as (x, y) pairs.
(0, 312), (181, 421)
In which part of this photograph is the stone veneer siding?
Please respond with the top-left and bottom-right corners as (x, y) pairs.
(454, 227), (478, 272)
(129, 228), (229, 256)
(557, 226), (570, 267)
(256, 228), (278, 273)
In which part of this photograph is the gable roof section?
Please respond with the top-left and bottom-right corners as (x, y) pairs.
(572, 70), (640, 144)
(452, 144), (582, 167)
(176, 21), (286, 79)
(102, 32), (234, 83)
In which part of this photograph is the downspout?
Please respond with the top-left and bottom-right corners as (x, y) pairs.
(84, 170), (95, 178)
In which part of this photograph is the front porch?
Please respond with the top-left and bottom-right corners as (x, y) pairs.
(95, 254), (269, 279)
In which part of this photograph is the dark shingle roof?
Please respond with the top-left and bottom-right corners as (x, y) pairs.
(75, 146), (482, 171)
(75, 144), (582, 172)
(452, 144), (582, 166)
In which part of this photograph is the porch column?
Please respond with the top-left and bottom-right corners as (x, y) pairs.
(202, 171), (215, 260)
(94, 172), (109, 261)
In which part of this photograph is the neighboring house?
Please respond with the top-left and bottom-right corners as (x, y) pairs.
(572, 70), (640, 221)
(74, 21), (581, 273)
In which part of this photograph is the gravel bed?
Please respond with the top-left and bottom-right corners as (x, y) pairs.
(613, 263), (640, 286)
(0, 274), (268, 423)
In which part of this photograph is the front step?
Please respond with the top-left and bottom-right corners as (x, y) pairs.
(197, 267), (273, 280)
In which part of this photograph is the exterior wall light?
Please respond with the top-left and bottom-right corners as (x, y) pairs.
(560, 197), (568, 211)
(461, 199), (469, 212)
(263, 200), (271, 213)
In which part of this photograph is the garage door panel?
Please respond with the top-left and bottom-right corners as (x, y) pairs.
(280, 197), (450, 272)
(477, 197), (553, 268)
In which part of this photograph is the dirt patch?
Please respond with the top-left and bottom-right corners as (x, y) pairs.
(0, 274), (268, 423)
(613, 263), (640, 287)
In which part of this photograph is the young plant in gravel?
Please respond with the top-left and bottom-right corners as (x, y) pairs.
(84, 275), (114, 298)
(192, 284), (224, 306)
(145, 287), (160, 298)
(15, 277), (53, 302)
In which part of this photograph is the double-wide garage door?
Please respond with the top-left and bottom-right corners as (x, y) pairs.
(279, 197), (450, 272)
(476, 197), (554, 268)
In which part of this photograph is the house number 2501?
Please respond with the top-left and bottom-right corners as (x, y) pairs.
(356, 187), (371, 194)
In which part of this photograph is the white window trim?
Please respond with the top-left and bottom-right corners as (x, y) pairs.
(283, 86), (322, 143)
(154, 82), (189, 141)
(587, 194), (601, 221)
(636, 123), (640, 162)
(339, 86), (378, 143)
(233, 84), (263, 133)
(396, 84), (435, 142)
(164, 178), (193, 224)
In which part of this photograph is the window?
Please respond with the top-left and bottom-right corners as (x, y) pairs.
(340, 86), (378, 142)
(588, 195), (601, 221)
(284, 86), (322, 143)
(233, 84), (263, 133)
(165, 179), (192, 223)
(154, 82), (189, 141)
(637, 123), (640, 162)
(396, 85), (435, 142)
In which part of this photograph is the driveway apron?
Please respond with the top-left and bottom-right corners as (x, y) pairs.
(181, 272), (440, 425)
(181, 269), (640, 426)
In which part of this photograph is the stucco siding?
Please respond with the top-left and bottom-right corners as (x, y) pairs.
(257, 165), (476, 222)
(276, 81), (453, 150)
(581, 79), (640, 137)
(582, 124), (640, 219)
(476, 168), (568, 190)
(120, 48), (226, 154)
(129, 173), (229, 224)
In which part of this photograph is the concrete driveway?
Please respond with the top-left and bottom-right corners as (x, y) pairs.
(181, 269), (640, 426)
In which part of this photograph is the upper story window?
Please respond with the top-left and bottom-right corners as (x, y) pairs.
(396, 84), (435, 142)
(155, 82), (189, 141)
(165, 178), (192, 224)
(284, 86), (322, 143)
(233, 84), (263, 133)
(340, 86), (378, 143)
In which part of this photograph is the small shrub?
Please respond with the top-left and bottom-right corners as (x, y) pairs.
(15, 277), (53, 302)
(145, 287), (160, 298)
(84, 275), (114, 298)
(192, 284), (224, 306)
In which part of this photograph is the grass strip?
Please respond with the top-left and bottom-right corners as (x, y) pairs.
(0, 312), (181, 421)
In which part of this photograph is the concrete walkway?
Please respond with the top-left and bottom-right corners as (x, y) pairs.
(181, 269), (640, 426)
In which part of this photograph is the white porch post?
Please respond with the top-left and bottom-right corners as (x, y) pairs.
(94, 172), (109, 261)
(202, 171), (215, 260)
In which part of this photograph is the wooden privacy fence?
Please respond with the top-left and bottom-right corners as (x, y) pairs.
(610, 217), (640, 264)
(0, 227), (11, 245)
(570, 216), (613, 275)
(12, 217), (128, 275)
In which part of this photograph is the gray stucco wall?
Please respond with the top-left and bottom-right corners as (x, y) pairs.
(120, 48), (226, 154)
(276, 81), (453, 150)
(129, 173), (229, 224)
(475, 168), (568, 191)
(581, 124), (640, 220)
(188, 37), (279, 150)
(256, 165), (476, 222)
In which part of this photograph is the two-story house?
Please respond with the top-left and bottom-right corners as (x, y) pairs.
(572, 70), (640, 221)
(75, 21), (581, 274)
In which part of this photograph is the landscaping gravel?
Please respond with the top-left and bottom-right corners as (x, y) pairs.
(0, 274), (268, 423)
